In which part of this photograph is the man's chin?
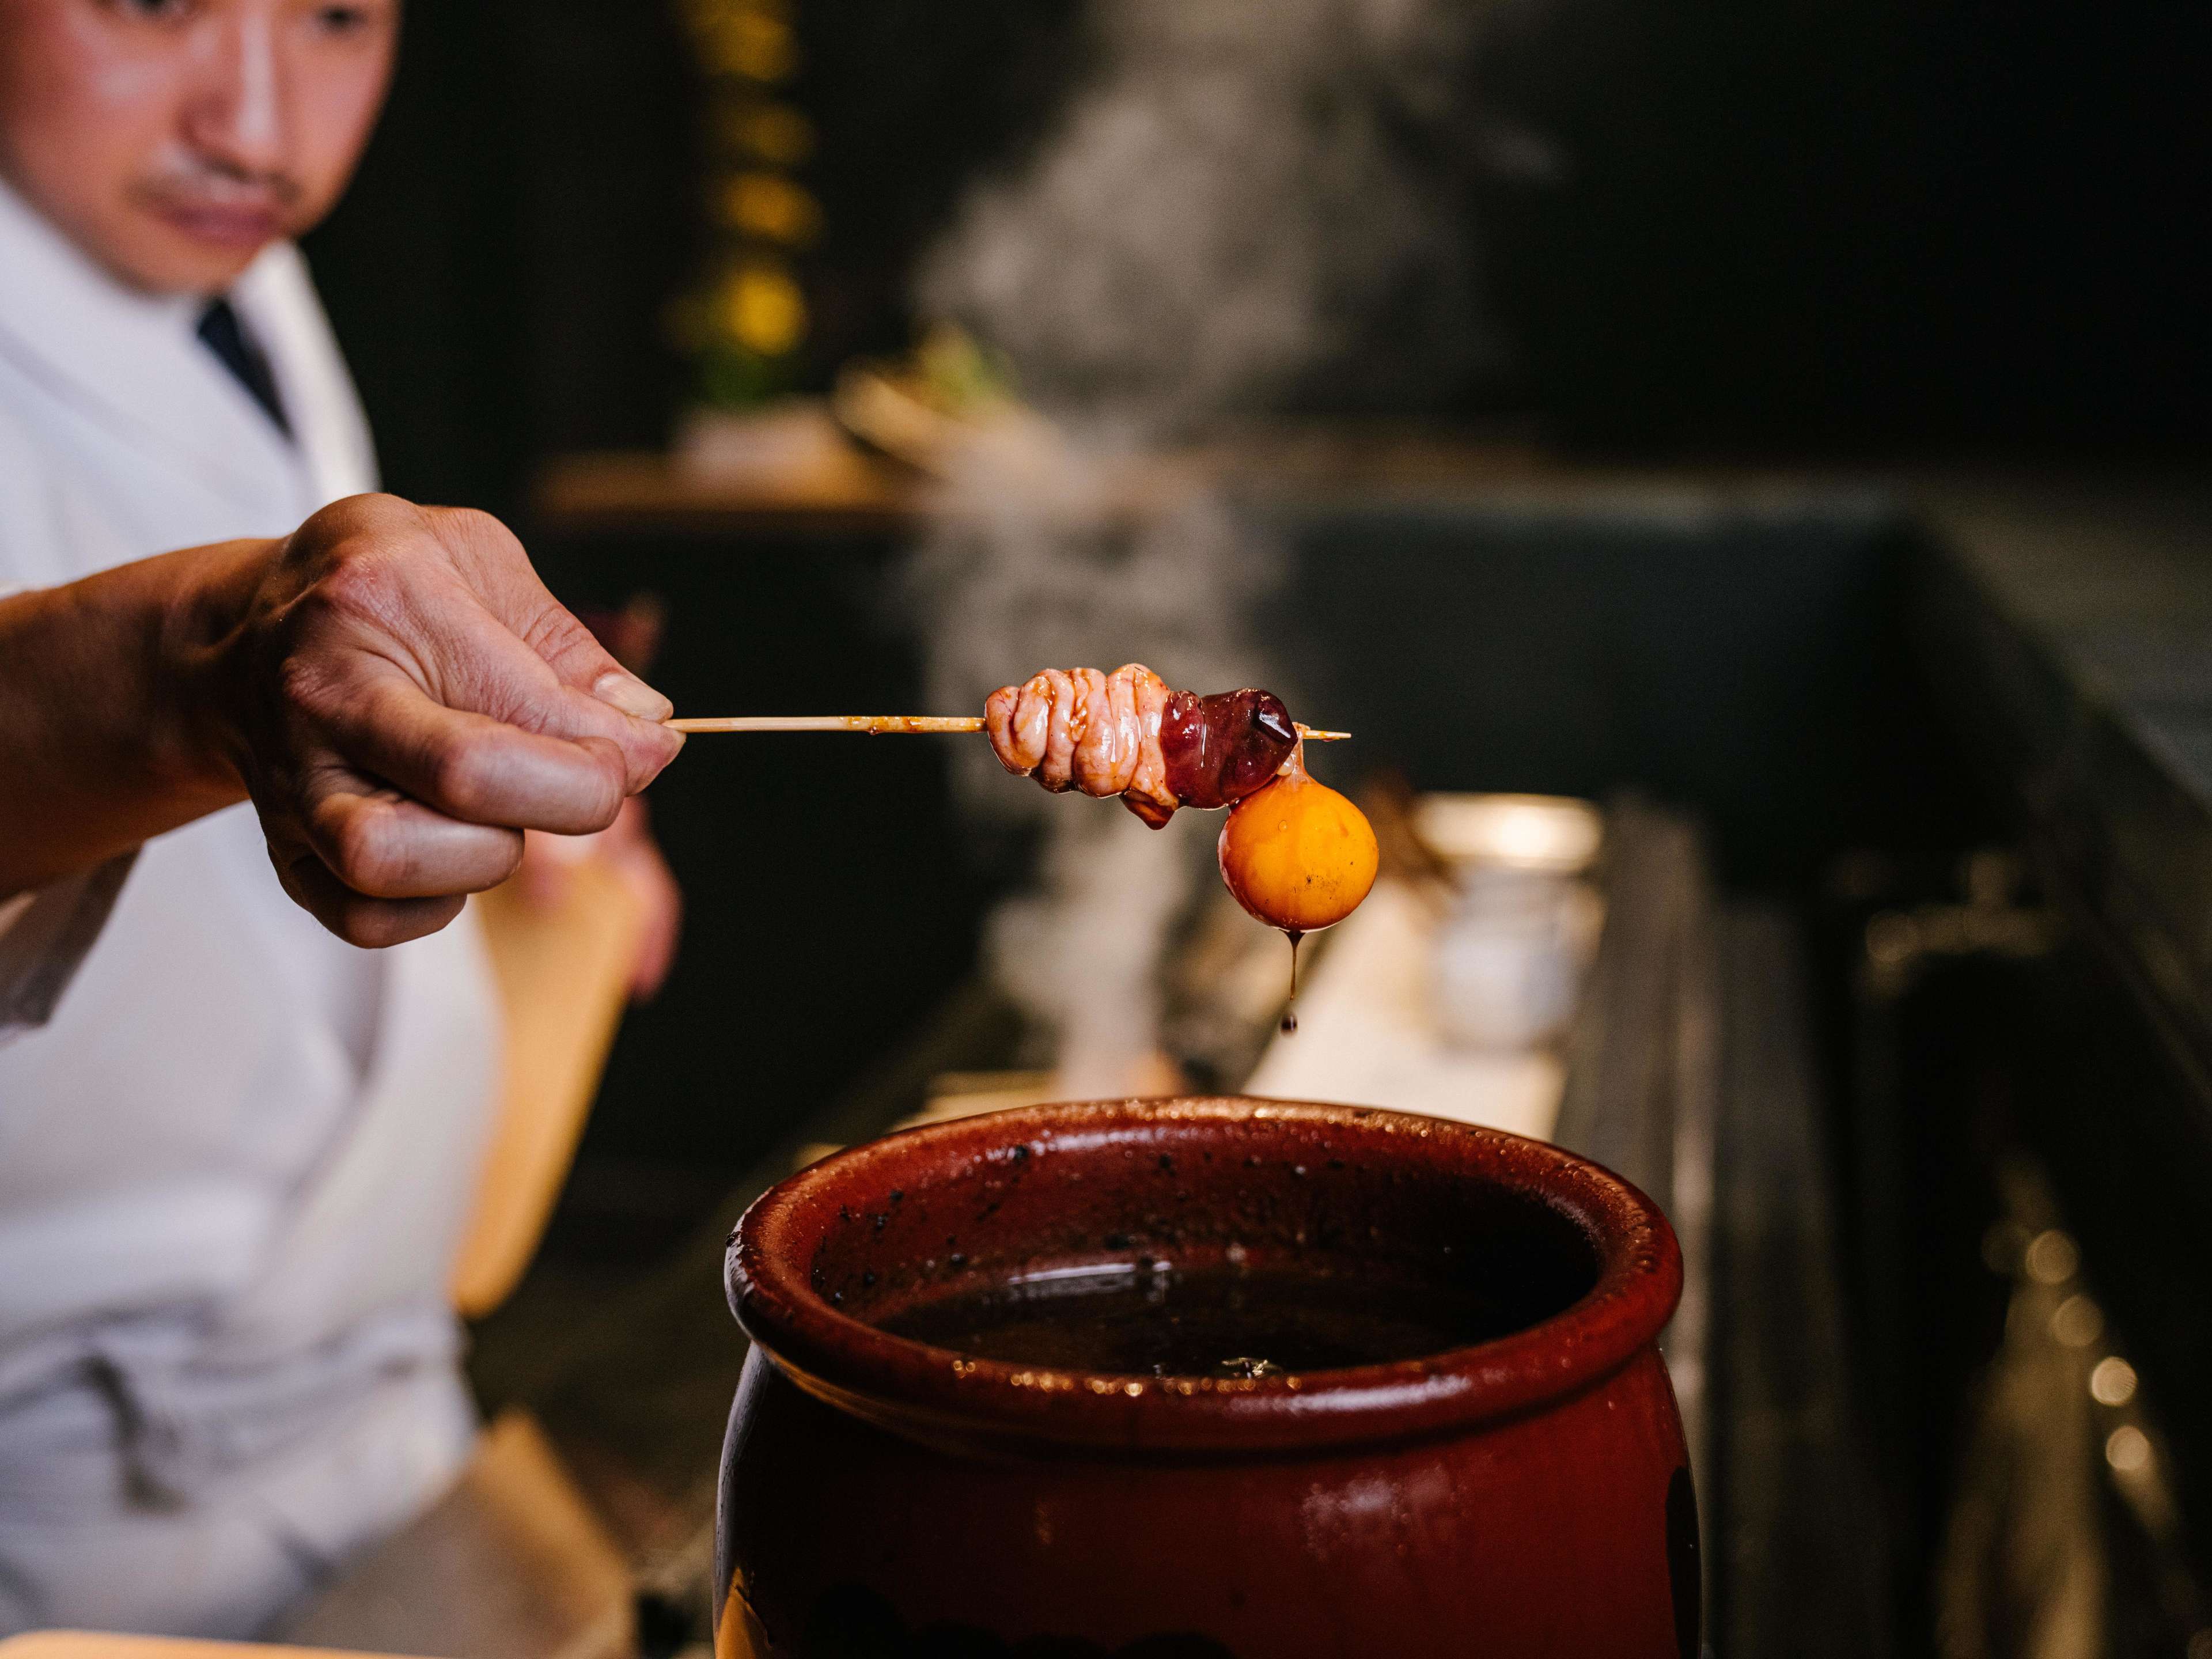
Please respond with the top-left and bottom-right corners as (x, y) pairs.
(104, 215), (277, 297)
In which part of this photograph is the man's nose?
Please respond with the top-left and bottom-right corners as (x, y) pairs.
(183, 13), (290, 181)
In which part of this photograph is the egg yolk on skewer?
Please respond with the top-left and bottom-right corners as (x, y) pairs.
(1217, 745), (1379, 935)
(985, 665), (1380, 1027)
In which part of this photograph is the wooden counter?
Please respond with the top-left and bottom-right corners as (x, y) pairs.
(0, 1640), (387, 1659)
(528, 422), (1562, 540)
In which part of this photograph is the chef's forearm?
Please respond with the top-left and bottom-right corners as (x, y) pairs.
(0, 537), (274, 898)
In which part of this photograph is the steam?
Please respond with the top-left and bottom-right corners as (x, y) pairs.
(919, 0), (1500, 431)
(907, 476), (1285, 1094)
(906, 0), (1501, 1092)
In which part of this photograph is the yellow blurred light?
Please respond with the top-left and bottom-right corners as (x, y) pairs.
(718, 263), (806, 356)
(721, 103), (815, 165)
(2050, 1294), (2103, 1349)
(2023, 1229), (2078, 1285)
(721, 172), (823, 245)
(2089, 1355), (2138, 1407)
(709, 12), (797, 81)
(683, 0), (791, 32)
(1864, 912), (1919, 969)
(2105, 1424), (2152, 1474)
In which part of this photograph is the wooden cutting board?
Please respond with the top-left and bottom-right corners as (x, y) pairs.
(0, 1639), (402, 1659)
(452, 861), (645, 1319)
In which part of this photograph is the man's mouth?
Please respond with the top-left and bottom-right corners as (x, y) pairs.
(143, 193), (290, 252)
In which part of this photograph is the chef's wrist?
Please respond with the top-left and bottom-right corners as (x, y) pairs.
(150, 535), (282, 805)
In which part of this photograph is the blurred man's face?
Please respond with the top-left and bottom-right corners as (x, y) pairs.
(0, 0), (398, 296)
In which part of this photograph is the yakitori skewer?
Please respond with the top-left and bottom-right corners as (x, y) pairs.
(665, 714), (1349, 740)
(666, 667), (1377, 1017)
(675, 658), (1355, 853)
(666, 714), (981, 735)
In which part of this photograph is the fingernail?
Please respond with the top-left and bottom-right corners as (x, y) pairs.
(593, 670), (673, 722)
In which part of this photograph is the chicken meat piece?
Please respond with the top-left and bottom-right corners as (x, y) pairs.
(987, 662), (1175, 823)
(1121, 668), (1179, 827)
(985, 662), (1285, 828)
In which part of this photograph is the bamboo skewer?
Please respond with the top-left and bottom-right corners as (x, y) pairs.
(665, 714), (1350, 741)
(665, 715), (980, 735)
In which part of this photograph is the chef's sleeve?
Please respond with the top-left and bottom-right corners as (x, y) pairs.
(0, 853), (137, 1039)
(0, 567), (139, 1039)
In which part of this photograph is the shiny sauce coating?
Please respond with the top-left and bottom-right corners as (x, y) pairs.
(1159, 688), (1298, 809)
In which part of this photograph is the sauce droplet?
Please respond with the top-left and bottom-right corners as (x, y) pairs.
(1279, 930), (1303, 1034)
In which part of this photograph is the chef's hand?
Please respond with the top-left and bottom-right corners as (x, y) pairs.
(201, 493), (685, 948)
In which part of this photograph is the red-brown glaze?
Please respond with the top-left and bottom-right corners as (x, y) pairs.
(984, 669), (1297, 828)
(1158, 688), (1298, 810)
(717, 1099), (1696, 1659)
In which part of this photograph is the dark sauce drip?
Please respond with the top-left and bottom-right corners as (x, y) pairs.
(1279, 930), (1303, 1034)
(1160, 688), (1297, 810)
(880, 1263), (1525, 1377)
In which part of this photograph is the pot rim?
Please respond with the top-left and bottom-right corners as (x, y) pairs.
(728, 1097), (1681, 1453)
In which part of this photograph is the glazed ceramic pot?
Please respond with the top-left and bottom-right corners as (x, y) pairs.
(718, 1098), (1696, 1658)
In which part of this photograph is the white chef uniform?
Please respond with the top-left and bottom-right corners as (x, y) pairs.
(0, 173), (499, 1637)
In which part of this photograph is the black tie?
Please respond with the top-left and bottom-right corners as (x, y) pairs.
(195, 297), (291, 439)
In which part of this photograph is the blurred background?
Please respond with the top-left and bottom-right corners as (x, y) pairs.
(285, 3), (2211, 1656)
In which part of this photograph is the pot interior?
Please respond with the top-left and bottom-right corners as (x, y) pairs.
(797, 1109), (1605, 1380)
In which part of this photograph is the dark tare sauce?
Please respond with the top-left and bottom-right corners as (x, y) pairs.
(878, 1263), (1529, 1377)
(1160, 688), (1297, 809)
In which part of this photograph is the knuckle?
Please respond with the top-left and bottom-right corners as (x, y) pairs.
(589, 783), (624, 831)
(433, 505), (523, 565)
(441, 505), (507, 541)
(317, 490), (399, 527)
(290, 495), (398, 571)
(289, 497), (353, 549)
(332, 907), (388, 949)
(429, 732), (498, 817)
(350, 490), (408, 521)
(520, 603), (596, 664)
(577, 740), (628, 817)
(483, 829), (527, 885)
(336, 900), (416, 950)
(273, 650), (328, 715)
(329, 806), (409, 896)
(318, 541), (403, 613)
(569, 787), (621, 838)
